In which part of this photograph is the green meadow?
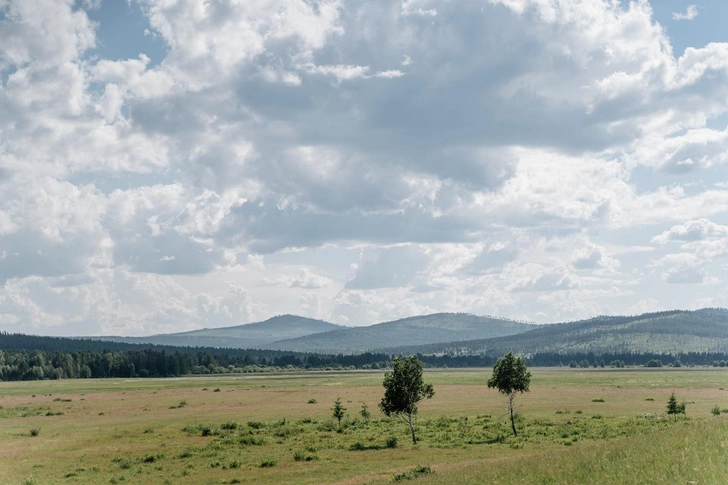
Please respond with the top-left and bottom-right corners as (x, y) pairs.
(1, 368), (727, 485)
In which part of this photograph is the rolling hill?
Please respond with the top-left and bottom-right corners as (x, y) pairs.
(383, 309), (728, 357)
(98, 314), (342, 349)
(265, 313), (536, 354)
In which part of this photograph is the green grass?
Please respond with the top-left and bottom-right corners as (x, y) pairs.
(1, 368), (727, 484)
(404, 420), (728, 484)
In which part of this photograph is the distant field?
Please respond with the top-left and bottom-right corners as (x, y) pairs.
(1, 368), (727, 485)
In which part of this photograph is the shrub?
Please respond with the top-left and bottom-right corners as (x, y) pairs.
(247, 421), (265, 429)
(112, 457), (131, 470)
(29, 428), (40, 437)
(307, 398), (317, 404)
(141, 455), (158, 463)
(392, 465), (434, 482)
(711, 406), (721, 416)
(259, 458), (277, 468)
(386, 436), (398, 449)
(220, 421), (238, 430)
(360, 403), (371, 424)
(143, 428), (154, 434)
(592, 398), (605, 402)
(213, 388), (221, 392)
(227, 460), (241, 469)
(349, 441), (367, 451)
(239, 435), (266, 446)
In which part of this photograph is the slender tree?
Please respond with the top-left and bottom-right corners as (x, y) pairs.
(487, 352), (531, 437)
(359, 403), (371, 424)
(380, 355), (434, 444)
(332, 397), (346, 431)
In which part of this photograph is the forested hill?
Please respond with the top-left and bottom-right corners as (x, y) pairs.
(0, 331), (321, 360)
(97, 315), (342, 349)
(384, 309), (728, 357)
(266, 313), (535, 354)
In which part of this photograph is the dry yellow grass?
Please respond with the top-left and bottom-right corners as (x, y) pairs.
(0, 368), (726, 484)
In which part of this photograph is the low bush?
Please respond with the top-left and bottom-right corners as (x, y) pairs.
(392, 465), (434, 482)
(386, 436), (398, 449)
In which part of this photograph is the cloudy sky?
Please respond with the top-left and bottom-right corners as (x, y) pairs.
(1, 0), (728, 336)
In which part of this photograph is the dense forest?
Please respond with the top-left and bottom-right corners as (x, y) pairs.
(2, 332), (728, 381)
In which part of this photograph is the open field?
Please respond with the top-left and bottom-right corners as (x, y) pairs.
(1, 368), (728, 484)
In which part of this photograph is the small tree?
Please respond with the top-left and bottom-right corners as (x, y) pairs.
(487, 352), (531, 437)
(666, 392), (686, 418)
(332, 397), (346, 431)
(380, 355), (434, 444)
(360, 403), (371, 424)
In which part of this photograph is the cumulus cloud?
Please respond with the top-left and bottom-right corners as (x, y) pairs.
(2, 0), (728, 333)
(571, 245), (621, 273)
(653, 219), (728, 243)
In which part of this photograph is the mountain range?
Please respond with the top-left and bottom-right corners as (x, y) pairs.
(266, 313), (534, 354)
(384, 308), (728, 357)
(93, 308), (728, 358)
(97, 315), (341, 350)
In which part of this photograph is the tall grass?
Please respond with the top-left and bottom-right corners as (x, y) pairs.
(413, 420), (728, 484)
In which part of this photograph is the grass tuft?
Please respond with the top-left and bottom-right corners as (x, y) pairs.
(392, 465), (434, 482)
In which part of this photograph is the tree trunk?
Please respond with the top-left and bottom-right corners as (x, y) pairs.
(508, 393), (517, 437)
(408, 413), (417, 444)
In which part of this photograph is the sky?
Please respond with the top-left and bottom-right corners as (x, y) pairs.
(1, 0), (728, 336)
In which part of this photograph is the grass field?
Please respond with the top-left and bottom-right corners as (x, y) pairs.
(1, 368), (727, 484)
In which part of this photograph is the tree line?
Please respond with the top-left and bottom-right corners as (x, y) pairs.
(0, 347), (396, 381)
(2, 331), (728, 382)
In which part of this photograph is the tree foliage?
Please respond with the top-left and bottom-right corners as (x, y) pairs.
(380, 355), (434, 444)
(487, 352), (531, 436)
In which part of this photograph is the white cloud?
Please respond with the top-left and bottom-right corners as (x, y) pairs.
(653, 253), (711, 285)
(653, 219), (728, 244)
(672, 5), (698, 21)
(264, 268), (333, 289)
(571, 245), (621, 273)
(2, 0), (728, 333)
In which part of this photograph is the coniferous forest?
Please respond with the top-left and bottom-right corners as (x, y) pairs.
(2, 331), (728, 381)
